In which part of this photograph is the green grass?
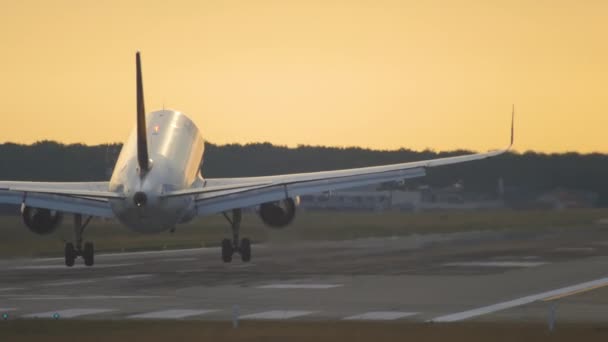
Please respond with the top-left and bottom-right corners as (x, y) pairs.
(1, 208), (608, 258)
(1, 320), (608, 342)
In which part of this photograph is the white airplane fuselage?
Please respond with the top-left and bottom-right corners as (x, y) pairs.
(108, 110), (204, 233)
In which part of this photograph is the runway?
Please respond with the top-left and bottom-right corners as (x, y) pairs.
(2, 225), (608, 322)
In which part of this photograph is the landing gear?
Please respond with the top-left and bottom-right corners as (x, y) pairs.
(240, 238), (251, 262)
(221, 209), (251, 263)
(64, 214), (95, 267)
(221, 238), (233, 263)
(64, 242), (76, 267)
(83, 242), (95, 266)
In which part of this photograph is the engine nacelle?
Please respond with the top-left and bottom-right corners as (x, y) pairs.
(258, 197), (299, 229)
(22, 207), (63, 235)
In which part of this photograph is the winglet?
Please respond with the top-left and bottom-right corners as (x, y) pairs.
(136, 52), (150, 173)
(509, 104), (515, 149)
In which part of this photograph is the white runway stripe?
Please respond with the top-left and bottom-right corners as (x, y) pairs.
(0, 288), (23, 292)
(230, 263), (256, 268)
(343, 311), (418, 320)
(430, 276), (608, 322)
(112, 274), (154, 280)
(241, 310), (316, 320)
(45, 280), (97, 287)
(0, 308), (16, 312)
(13, 263), (136, 270)
(257, 284), (342, 289)
(442, 261), (547, 268)
(43, 274), (154, 287)
(2, 295), (165, 300)
(23, 308), (114, 318)
(128, 309), (216, 319)
(160, 258), (198, 262)
(34, 247), (216, 262)
(554, 247), (595, 252)
(176, 269), (207, 274)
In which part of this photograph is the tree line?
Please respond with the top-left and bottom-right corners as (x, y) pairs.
(1, 141), (607, 204)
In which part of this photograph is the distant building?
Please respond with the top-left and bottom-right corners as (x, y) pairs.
(300, 189), (421, 211)
(417, 182), (505, 210)
(536, 188), (598, 209)
(299, 181), (506, 211)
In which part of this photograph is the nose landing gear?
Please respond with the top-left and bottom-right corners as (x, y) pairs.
(64, 214), (95, 267)
(221, 209), (251, 263)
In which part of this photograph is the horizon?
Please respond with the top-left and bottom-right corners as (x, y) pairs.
(1, 139), (605, 156)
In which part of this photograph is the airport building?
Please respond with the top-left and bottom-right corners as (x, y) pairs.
(299, 183), (505, 212)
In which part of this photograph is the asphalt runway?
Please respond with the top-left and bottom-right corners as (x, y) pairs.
(2, 225), (608, 322)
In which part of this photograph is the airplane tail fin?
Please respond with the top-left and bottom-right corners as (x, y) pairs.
(510, 104), (515, 149)
(136, 52), (150, 173)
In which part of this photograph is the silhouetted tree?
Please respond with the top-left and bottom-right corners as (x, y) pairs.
(1, 141), (606, 204)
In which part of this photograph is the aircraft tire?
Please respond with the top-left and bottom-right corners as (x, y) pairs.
(240, 238), (251, 262)
(221, 238), (233, 263)
(64, 242), (76, 267)
(83, 242), (94, 266)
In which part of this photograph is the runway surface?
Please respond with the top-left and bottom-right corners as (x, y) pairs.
(2, 225), (608, 322)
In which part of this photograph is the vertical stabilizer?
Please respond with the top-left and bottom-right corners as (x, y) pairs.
(136, 52), (150, 173)
(510, 104), (515, 148)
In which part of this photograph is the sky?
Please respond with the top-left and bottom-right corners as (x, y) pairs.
(1, 0), (607, 153)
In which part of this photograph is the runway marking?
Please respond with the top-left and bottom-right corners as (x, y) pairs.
(0, 308), (16, 312)
(2, 295), (166, 300)
(554, 247), (595, 253)
(240, 310), (316, 320)
(111, 274), (154, 280)
(230, 263), (256, 268)
(0, 288), (24, 292)
(19, 246), (267, 265)
(442, 261), (547, 268)
(430, 276), (608, 322)
(41, 274), (153, 286)
(520, 256), (541, 260)
(176, 269), (207, 274)
(13, 263), (136, 270)
(97, 248), (212, 258)
(22, 308), (115, 318)
(45, 279), (97, 287)
(42, 274), (153, 287)
(257, 284), (343, 289)
(543, 282), (608, 301)
(128, 309), (216, 319)
(343, 311), (418, 320)
(34, 247), (218, 263)
(160, 258), (198, 262)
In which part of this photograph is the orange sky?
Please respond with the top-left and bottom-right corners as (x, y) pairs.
(1, 0), (607, 153)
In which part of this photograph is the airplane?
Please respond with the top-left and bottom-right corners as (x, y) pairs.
(0, 52), (514, 267)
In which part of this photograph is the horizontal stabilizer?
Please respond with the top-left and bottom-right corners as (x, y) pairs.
(5, 187), (125, 200)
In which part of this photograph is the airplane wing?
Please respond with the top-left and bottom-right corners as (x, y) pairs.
(191, 146), (508, 216)
(0, 181), (116, 218)
(189, 111), (514, 216)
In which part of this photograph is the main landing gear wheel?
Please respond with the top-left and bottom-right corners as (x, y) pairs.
(64, 242), (76, 267)
(220, 209), (252, 263)
(221, 238), (233, 263)
(240, 238), (251, 262)
(83, 242), (95, 266)
(64, 214), (95, 267)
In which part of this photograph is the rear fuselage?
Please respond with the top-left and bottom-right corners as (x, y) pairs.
(108, 110), (204, 233)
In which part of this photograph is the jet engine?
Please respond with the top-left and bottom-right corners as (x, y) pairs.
(21, 206), (63, 235)
(258, 197), (299, 229)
